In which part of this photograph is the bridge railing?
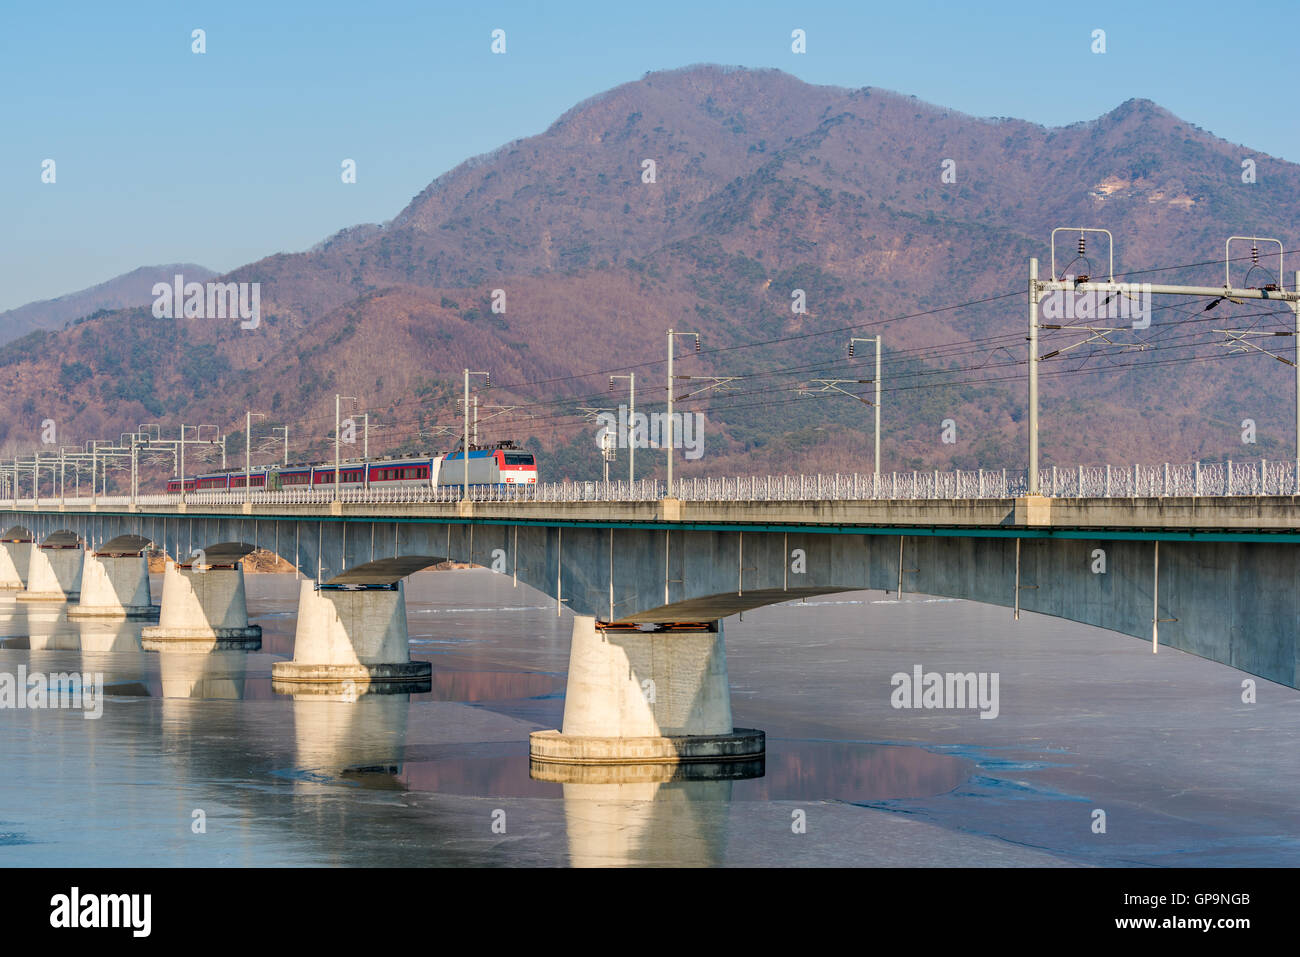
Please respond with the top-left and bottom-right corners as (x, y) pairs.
(1057, 460), (1297, 497)
(4, 460), (1296, 508)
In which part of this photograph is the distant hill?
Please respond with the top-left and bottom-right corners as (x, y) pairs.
(2, 66), (1298, 480)
(0, 264), (216, 345)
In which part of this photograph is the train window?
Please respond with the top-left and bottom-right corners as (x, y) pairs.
(503, 453), (534, 465)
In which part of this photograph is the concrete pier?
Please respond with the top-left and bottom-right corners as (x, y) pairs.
(0, 529), (32, 590)
(140, 558), (262, 651)
(530, 616), (764, 765)
(68, 542), (158, 620)
(17, 534), (83, 602)
(271, 579), (431, 691)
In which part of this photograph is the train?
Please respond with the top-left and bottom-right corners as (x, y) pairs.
(165, 441), (538, 493)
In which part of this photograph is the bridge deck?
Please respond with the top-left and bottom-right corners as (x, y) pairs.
(5, 495), (1300, 540)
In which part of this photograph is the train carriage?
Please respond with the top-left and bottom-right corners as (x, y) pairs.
(166, 442), (537, 493)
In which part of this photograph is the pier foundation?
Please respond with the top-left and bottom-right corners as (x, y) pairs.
(68, 550), (158, 620)
(17, 536), (83, 602)
(530, 616), (764, 765)
(140, 559), (262, 650)
(0, 533), (32, 590)
(271, 579), (431, 691)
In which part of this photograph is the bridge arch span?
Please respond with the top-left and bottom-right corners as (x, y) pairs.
(616, 586), (855, 623)
(39, 529), (84, 548)
(95, 534), (153, 557)
(324, 555), (446, 587)
(185, 541), (258, 568)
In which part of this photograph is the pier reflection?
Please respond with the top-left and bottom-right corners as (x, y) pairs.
(532, 759), (763, 867)
(283, 686), (413, 788)
(75, 619), (145, 655)
(155, 650), (248, 700)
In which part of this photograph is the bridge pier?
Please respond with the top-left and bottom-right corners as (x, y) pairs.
(0, 533), (32, 590)
(140, 559), (262, 650)
(68, 549), (158, 620)
(530, 616), (764, 765)
(17, 537), (83, 602)
(270, 579), (431, 692)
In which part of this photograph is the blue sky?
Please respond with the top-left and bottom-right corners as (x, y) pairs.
(2, 0), (1296, 312)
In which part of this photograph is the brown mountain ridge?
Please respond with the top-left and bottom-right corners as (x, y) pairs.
(3, 65), (1298, 481)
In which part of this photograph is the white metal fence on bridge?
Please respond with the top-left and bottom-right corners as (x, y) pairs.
(5, 459), (1298, 509)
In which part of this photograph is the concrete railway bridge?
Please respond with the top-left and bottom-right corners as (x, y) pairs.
(2, 490), (1298, 765)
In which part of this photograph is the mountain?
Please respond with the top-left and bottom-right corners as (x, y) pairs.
(2, 65), (1298, 481)
(0, 264), (216, 346)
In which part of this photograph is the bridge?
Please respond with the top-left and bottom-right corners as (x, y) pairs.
(3, 458), (1299, 767)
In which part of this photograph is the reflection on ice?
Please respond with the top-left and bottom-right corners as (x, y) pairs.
(156, 650), (248, 700)
(532, 760), (762, 868)
(283, 688), (413, 789)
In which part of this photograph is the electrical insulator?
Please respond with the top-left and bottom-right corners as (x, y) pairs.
(1252, 243), (1260, 266)
(484, 373), (490, 388)
(694, 337), (700, 353)
(1078, 233), (1086, 256)
(849, 342), (855, 357)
